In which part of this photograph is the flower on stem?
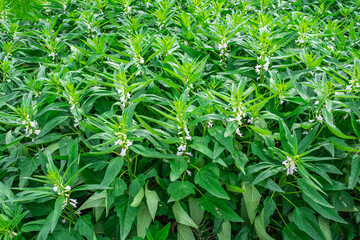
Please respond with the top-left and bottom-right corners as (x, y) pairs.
(282, 156), (297, 176)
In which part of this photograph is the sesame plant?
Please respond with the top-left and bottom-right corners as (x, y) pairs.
(1, 0), (360, 239)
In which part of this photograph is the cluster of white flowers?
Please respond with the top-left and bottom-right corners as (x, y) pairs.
(218, 39), (229, 62)
(117, 87), (131, 109)
(124, 5), (131, 14)
(114, 132), (133, 156)
(68, 97), (78, 111)
(346, 79), (360, 91)
(22, 116), (41, 138)
(48, 51), (56, 60)
(282, 156), (298, 175)
(255, 57), (270, 75)
(176, 125), (192, 157)
(295, 37), (305, 44)
(53, 184), (78, 209)
(74, 118), (79, 128)
(135, 56), (144, 68)
(8, 231), (17, 239)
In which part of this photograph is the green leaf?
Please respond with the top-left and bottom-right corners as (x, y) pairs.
(195, 169), (229, 200)
(177, 224), (196, 240)
(249, 125), (272, 136)
(199, 193), (243, 222)
(208, 126), (234, 154)
(293, 207), (327, 240)
(145, 187), (160, 220)
(137, 204), (152, 238)
(115, 195), (139, 240)
(242, 183), (261, 224)
(172, 201), (198, 229)
(101, 157), (124, 186)
(74, 215), (96, 240)
(167, 181), (195, 202)
(252, 166), (282, 185)
(189, 197), (204, 225)
(168, 158), (187, 181)
(318, 216), (332, 240)
(297, 178), (333, 208)
(50, 195), (64, 232)
(282, 223), (312, 240)
(254, 216), (275, 240)
(321, 108), (356, 139)
(226, 184), (245, 193)
(348, 154), (360, 189)
(37, 116), (69, 138)
(78, 191), (106, 211)
(302, 193), (347, 224)
(217, 221), (231, 240)
(130, 187), (145, 207)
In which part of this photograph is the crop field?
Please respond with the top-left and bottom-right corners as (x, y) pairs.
(0, 0), (360, 239)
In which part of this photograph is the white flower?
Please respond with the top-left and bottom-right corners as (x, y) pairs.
(62, 218), (66, 224)
(207, 121), (213, 128)
(70, 105), (75, 111)
(53, 186), (58, 192)
(34, 129), (41, 135)
(282, 157), (297, 175)
(185, 152), (193, 156)
(346, 85), (352, 90)
(255, 65), (262, 74)
(314, 100), (319, 105)
(184, 41), (188, 46)
(120, 148), (127, 156)
(280, 100), (284, 105)
(65, 185), (71, 191)
(74, 119), (79, 127)
(316, 114), (323, 123)
(176, 151), (183, 156)
(77, 211), (82, 215)
(139, 57), (144, 64)
(186, 170), (192, 176)
(309, 119), (315, 123)
(235, 128), (242, 137)
(22, 120), (27, 125)
(126, 141), (133, 147)
(302, 131), (308, 135)
(114, 139), (121, 145)
(247, 117), (253, 125)
(30, 121), (37, 128)
(70, 198), (77, 208)
(177, 144), (186, 152)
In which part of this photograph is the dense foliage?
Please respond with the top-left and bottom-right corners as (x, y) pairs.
(1, 0), (360, 239)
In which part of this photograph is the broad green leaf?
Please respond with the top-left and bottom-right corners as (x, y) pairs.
(145, 187), (160, 220)
(242, 183), (261, 224)
(293, 207), (327, 240)
(172, 201), (198, 229)
(177, 224), (195, 240)
(115, 195), (139, 240)
(348, 154), (360, 189)
(195, 169), (229, 200)
(168, 158), (187, 181)
(217, 221), (231, 240)
(50, 196), (64, 232)
(130, 187), (145, 207)
(101, 157), (124, 186)
(167, 181), (195, 202)
(199, 193), (243, 222)
(189, 197), (204, 225)
(137, 204), (152, 238)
